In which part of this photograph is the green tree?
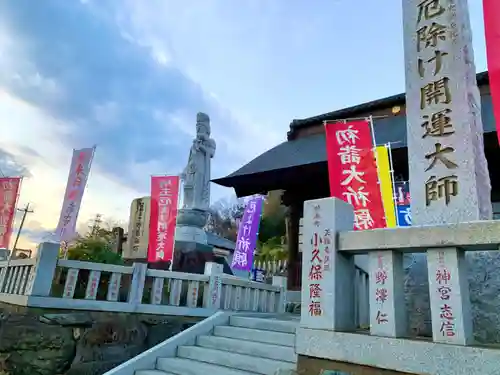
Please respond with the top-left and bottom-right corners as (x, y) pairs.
(258, 191), (286, 245)
(206, 194), (288, 263)
(55, 215), (124, 300)
(256, 191), (287, 262)
(66, 237), (123, 264)
(65, 214), (123, 265)
(255, 236), (287, 262)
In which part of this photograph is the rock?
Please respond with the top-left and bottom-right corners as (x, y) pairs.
(0, 313), (75, 375)
(467, 251), (500, 343)
(274, 369), (298, 375)
(404, 254), (432, 337)
(39, 313), (93, 326)
(72, 318), (148, 365)
(145, 321), (185, 348)
(285, 302), (301, 314)
(66, 360), (123, 375)
(405, 251), (500, 343)
(0, 305), (201, 375)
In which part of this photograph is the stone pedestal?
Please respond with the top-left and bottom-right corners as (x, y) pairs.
(172, 208), (215, 274)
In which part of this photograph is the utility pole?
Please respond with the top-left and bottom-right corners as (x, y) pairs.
(90, 214), (102, 238)
(12, 203), (34, 253)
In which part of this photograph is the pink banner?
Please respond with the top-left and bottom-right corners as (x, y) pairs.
(147, 176), (180, 262)
(0, 177), (21, 248)
(55, 147), (95, 242)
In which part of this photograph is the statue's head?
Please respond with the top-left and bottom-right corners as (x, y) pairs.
(196, 112), (210, 137)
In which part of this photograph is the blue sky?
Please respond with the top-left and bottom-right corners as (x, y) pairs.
(0, 0), (488, 247)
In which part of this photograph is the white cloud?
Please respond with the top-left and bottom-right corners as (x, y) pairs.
(0, 90), (142, 249)
(109, 0), (286, 159)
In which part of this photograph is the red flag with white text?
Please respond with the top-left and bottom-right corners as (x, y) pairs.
(483, 0), (500, 145)
(148, 176), (180, 262)
(325, 120), (386, 230)
(0, 177), (21, 248)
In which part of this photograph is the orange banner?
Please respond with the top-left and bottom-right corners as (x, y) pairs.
(148, 176), (180, 262)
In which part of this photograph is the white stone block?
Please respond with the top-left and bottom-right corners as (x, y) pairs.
(369, 251), (407, 337)
(25, 242), (59, 297)
(427, 247), (473, 345)
(300, 197), (355, 331)
(128, 263), (147, 306)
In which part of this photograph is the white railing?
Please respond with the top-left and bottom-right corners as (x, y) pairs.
(253, 259), (288, 275)
(0, 242), (286, 316)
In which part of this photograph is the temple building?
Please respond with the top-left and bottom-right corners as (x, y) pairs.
(212, 71), (500, 291)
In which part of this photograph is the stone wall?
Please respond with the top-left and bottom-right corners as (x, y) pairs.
(0, 303), (201, 375)
(296, 356), (414, 375)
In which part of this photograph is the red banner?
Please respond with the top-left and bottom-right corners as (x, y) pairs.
(325, 120), (386, 230)
(483, 0), (500, 145)
(0, 177), (21, 248)
(148, 176), (180, 262)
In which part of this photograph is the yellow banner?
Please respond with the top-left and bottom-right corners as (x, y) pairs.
(375, 145), (396, 228)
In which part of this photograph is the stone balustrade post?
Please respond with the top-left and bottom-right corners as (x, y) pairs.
(272, 275), (287, 313)
(204, 262), (223, 309)
(128, 263), (147, 307)
(300, 197), (356, 331)
(368, 250), (407, 337)
(427, 247), (473, 345)
(25, 242), (60, 297)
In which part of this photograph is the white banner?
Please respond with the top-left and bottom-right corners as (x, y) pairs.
(55, 147), (95, 242)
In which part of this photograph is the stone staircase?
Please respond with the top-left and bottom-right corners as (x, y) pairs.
(135, 315), (298, 375)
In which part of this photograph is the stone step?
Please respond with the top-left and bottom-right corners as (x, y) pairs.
(177, 345), (296, 375)
(197, 335), (297, 363)
(213, 325), (295, 347)
(229, 316), (297, 334)
(135, 370), (176, 375)
(156, 357), (257, 375)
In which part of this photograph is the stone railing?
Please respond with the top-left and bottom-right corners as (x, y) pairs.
(296, 197), (500, 375)
(0, 257), (38, 301)
(0, 242), (285, 316)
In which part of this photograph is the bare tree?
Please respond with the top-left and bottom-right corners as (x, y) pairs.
(206, 197), (246, 242)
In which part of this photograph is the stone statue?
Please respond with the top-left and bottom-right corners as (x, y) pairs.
(181, 112), (216, 211)
(173, 112), (217, 273)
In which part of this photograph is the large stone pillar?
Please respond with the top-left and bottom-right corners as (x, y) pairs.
(402, 0), (496, 341)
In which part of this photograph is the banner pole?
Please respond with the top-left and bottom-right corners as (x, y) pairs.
(323, 115), (389, 123)
(169, 175), (181, 271)
(54, 148), (76, 246)
(368, 115), (387, 228)
(386, 142), (400, 227)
